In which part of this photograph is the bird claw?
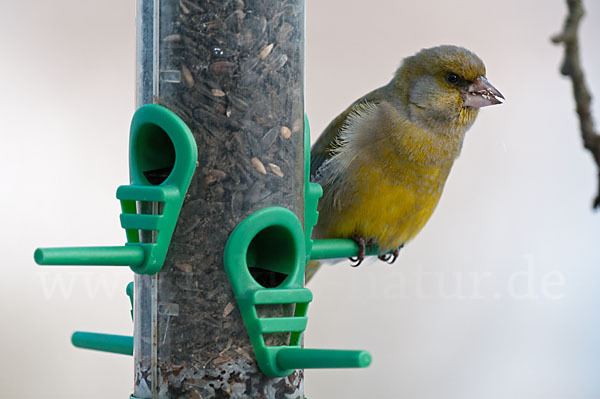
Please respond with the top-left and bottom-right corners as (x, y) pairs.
(349, 256), (364, 267)
(377, 246), (402, 264)
(348, 236), (372, 267)
(378, 253), (393, 263)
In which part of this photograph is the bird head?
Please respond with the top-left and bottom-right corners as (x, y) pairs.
(394, 45), (504, 134)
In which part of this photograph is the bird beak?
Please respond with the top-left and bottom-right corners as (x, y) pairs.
(463, 76), (505, 108)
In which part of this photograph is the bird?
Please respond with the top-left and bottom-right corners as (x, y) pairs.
(306, 45), (504, 282)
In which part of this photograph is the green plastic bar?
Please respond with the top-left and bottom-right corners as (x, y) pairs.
(277, 348), (371, 369)
(116, 184), (171, 201)
(120, 213), (162, 230)
(257, 317), (308, 333)
(34, 246), (145, 266)
(309, 239), (382, 260)
(71, 331), (133, 356)
(251, 288), (313, 305)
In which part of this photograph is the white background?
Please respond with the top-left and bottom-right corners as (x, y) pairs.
(1, 1), (600, 398)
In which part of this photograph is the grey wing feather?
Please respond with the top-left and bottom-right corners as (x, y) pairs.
(309, 86), (388, 180)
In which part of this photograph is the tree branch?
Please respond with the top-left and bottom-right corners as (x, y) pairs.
(552, 0), (600, 209)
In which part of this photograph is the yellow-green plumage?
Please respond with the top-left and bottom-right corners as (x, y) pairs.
(307, 45), (503, 280)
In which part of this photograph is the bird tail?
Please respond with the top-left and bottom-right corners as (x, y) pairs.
(305, 260), (322, 284)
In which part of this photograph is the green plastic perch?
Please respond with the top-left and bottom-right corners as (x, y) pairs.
(277, 348), (371, 370)
(310, 239), (385, 260)
(34, 246), (145, 267)
(71, 332), (133, 356)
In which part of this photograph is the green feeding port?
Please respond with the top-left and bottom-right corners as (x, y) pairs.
(224, 206), (371, 378)
(33, 104), (198, 275)
(32, 104), (197, 362)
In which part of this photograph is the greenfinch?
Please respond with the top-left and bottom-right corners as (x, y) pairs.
(307, 45), (504, 281)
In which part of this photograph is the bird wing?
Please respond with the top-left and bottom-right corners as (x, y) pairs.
(310, 86), (387, 179)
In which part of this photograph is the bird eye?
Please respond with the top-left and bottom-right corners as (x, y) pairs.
(446, 72), (459, 85)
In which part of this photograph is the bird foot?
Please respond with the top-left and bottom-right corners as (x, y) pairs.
(348, 236), (373, 267)
(377, 245), (403, 264)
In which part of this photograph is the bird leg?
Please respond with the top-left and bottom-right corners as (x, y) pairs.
(349, 236), (373, 267)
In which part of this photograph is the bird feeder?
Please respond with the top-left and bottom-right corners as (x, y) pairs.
(32, 0), (398, 397)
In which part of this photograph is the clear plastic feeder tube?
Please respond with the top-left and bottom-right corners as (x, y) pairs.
(134, 0), (305, 397)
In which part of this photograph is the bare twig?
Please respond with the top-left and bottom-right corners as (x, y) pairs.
(552, 0), (600, 209)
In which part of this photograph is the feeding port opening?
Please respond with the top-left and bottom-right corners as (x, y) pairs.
(247, 225), (298, 288)
(134, 123), (176, 185)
